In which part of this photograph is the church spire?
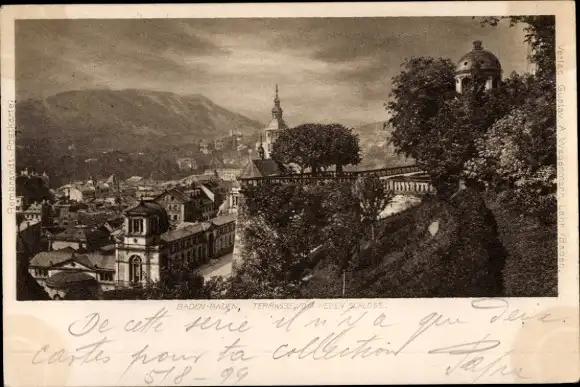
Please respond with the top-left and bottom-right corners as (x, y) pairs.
(272, 84), (283, 120)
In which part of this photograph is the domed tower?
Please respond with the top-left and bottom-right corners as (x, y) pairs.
(455, 40), (502, 94)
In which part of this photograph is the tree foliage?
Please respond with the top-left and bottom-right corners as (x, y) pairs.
(271, 123), (361, 173)
(222, 181), (362, 298)
(103, 260), (209, 300)
(466, 16), (557, 221)
(387, 16), (557, 219)
(353, 177), (395, 240)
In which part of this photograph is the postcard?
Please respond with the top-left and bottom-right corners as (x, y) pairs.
(2, 1), (578, 385)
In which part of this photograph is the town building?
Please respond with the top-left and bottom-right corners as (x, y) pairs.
(115, 201), (235, 289)
(18, 169), (50, 189)
(455, 40), (502, 94)
(18, 200), (52, 225)
(52, 200), (74, 227)
(48, 225), (111, 252)
(154, 188), (200, 224)
(204, 166), (242, 181)
(176, 158), (198, 171)
(104, 174), (121, 192)
(17, 218), (43, 258)
(220, 182), (241, 215)
(29, 247), (116, 299)
(230, 127), (243, 150)
(125, 176), (146, 189)
(56, 184), (87, 202)
(184, 185), (219, 221)
(199, 139), (210, 154)
(28, 200), (236, 298)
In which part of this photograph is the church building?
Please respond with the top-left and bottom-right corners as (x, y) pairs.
(260, 84), (288, 159)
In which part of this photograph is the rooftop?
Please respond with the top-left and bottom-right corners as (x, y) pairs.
(45, 271), (99, 289)
(30, 248), (115, 271)
(155, 188), (191, 203)
(161, 222), (209, 242)
(211, 214), (236, 226)
(240, 158), (284, 179)
(456, 40), (502, 74)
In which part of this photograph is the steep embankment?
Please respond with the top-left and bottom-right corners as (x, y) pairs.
(305, 189), (509, 298)
(485, 195), (557, 297)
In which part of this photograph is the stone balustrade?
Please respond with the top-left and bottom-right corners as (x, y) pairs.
(238, 164), (435, 194)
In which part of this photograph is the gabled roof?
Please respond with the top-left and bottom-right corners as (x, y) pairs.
(30, 249), (116, 271)
(30, 250), (72, 267)
(45, 271), (99, 289)
(155, 188), (191, 203)
(240, 158), (284, 179)
(106, 174), (118, 184)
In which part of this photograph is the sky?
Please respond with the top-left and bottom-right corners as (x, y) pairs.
(16, 17), (529, 126)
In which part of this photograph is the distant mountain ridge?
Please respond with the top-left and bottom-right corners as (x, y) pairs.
(352, 121), (415, 169)
(16, 89), (264, 153)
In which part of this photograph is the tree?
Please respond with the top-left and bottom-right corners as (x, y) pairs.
(272, 123), (361, 174)
(465, 16), (557, 223)
(387, 57), (458, 193)
(223, 181), (362, 298)
(353, 177), (395, 240)
(387, 55), (533, 196)
(327, 124), (362, 173)
(103, 260), (209, 300)
(464, 89), (556, 223)
(320, 182), (363, 296)
(225, 182), (327, 298)
(143, 260), (208, 299)
(271, 124), (325, 173)
(480, 16), (555, 78)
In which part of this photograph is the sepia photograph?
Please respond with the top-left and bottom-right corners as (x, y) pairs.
(14, 15), (558, 301)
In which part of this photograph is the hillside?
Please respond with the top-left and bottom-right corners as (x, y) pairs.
(16, 89), (263, 153)
(303, 189), (519, 298)
(352, 121), (415, 170)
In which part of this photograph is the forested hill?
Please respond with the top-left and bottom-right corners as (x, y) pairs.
(16, 89), (263, 152)
(15, 89), (264, 187)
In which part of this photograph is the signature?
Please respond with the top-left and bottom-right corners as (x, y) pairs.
(429, 335), (529, 382)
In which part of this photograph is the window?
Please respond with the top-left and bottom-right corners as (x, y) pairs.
(129, 255), (142, 284)
(100, 272), (113, 282)
(129, 218), (143, 234)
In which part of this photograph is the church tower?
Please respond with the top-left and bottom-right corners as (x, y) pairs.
(263, 84), (288, 159)
(115, 201), (169, 288)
